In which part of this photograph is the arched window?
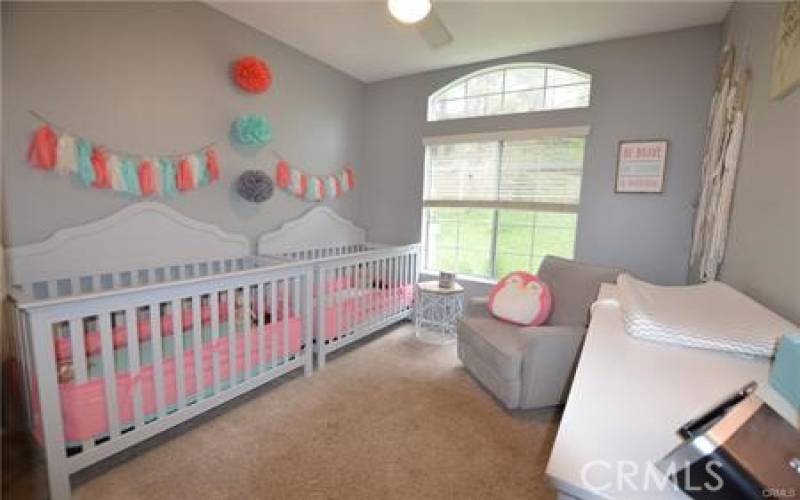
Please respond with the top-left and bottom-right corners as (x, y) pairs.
(421, 63), (591, 278)
(428, 63), (591, 121)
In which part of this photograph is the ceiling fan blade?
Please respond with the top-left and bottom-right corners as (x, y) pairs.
(417, 9), (453, 49)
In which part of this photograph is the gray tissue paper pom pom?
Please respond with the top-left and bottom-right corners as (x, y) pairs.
(236, 170), (273, 203)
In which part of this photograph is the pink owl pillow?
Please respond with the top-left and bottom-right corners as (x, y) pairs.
(488, 272), (552, 326)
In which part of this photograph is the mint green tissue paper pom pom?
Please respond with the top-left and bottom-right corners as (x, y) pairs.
(233, 114), (272, 147)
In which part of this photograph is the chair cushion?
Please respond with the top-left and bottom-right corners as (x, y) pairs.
(538, 256), (621, 327)
(457, 316), (528, 381)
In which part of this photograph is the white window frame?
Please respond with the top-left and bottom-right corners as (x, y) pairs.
(427, 62), (592, 122)
(420, 126), (589, 279)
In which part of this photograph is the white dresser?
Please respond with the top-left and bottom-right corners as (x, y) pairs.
(546, 284), (799, 500)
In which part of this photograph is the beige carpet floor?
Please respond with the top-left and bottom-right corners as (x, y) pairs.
(4, 323), (560, 500)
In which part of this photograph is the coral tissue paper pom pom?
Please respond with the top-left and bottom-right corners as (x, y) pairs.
(233, 56), (272, 94)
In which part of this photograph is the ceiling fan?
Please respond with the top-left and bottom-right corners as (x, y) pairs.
(387, 0), (454, 49)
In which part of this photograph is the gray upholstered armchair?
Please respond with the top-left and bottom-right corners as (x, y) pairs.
(457, 256), (620, 410)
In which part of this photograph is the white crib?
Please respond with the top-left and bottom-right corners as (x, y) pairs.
(256, 206), (420, 368)
(6, 204), (419, 499)
(6, 203), (315, 500)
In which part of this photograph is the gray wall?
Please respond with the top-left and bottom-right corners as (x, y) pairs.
(3, 4), (729, 296)
(358, 25), (721, 286)
(2, 2), (364, 249)
(715, 3), (800, 324)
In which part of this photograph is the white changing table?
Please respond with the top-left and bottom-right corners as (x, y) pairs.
(546, 284), (799, 500)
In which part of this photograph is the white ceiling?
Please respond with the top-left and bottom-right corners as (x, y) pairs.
(211, 1), (730, 83)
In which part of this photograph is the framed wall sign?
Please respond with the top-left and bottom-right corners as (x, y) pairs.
(615, 139), (668, 193)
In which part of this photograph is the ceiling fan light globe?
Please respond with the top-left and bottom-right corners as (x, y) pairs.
(387, 0), (432, 24)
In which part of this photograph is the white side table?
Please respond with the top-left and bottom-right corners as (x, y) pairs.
(414, 280), (465, 345)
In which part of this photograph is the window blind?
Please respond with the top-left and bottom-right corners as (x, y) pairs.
(423, 135), (585, 212)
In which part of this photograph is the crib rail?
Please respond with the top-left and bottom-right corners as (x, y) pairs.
(9, 255), (286, 304)
(10, 261), (314, 499)
(314, 244), (419, 368)
(263, 242), (379, 263)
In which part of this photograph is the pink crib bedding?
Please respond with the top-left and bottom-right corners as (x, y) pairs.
(40, 317), (303, 445)
(319, 284), (413, 340)
(37, 283), (411, 446)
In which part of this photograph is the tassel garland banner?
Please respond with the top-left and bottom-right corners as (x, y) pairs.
(27, 120), (220, 199)
(28, 125), (58, 169)
(275, 159), (355, 202)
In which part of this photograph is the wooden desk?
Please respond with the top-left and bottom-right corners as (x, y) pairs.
(546, 284), (799, 499)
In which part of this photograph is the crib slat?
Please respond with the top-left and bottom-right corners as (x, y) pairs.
(68, 318), (94, 451)
(210, 293), (221, 395)
(386, 258), (392, 316)
(317, 270), (327, 369)
(258, 283), (266, 373)
(358, 262), (366, 335)
(378, 259), (385, 321)
(389, 255), (398, 316)
(404, 253), (410, 310)
(406, 253), (411, 304)
(292, 276), (301, 360)
(368, 260), (375, 329)
(394, 256), (400, 314)
(98, 313), (121, 439)
(399, 254), (404, 306)
(346, 264), (359, 333)
(192, 295), (203, 403)
(302, 269), (313, 376)
(124, 308), (144, 430)
(227, 289), (236, 387)
(387, 257), (394, 316)
(400, 254), (405, 312)
(270, 282), (277, 369)
(376, 259), (382, 326)
(242, 285), (252, 379)
(16, 312), (34, 430)
(283, 279), (290, 365)
(150, 305), (167, 419)
(383, 259), (389, 316)
(344, 264), (358, 335)
(410, 252), (415, 301)
(172, 299), (185, 409)
(376, 261), (382, 318)
(407, 252), (412, 295)
(335, 268), (343, 339)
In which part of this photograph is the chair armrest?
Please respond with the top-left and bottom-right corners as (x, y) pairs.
(464, 297), (492, 319)
(519, 326), (587, 408)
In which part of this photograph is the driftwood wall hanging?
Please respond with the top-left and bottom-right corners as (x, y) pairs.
(690, 45), (752, 281)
